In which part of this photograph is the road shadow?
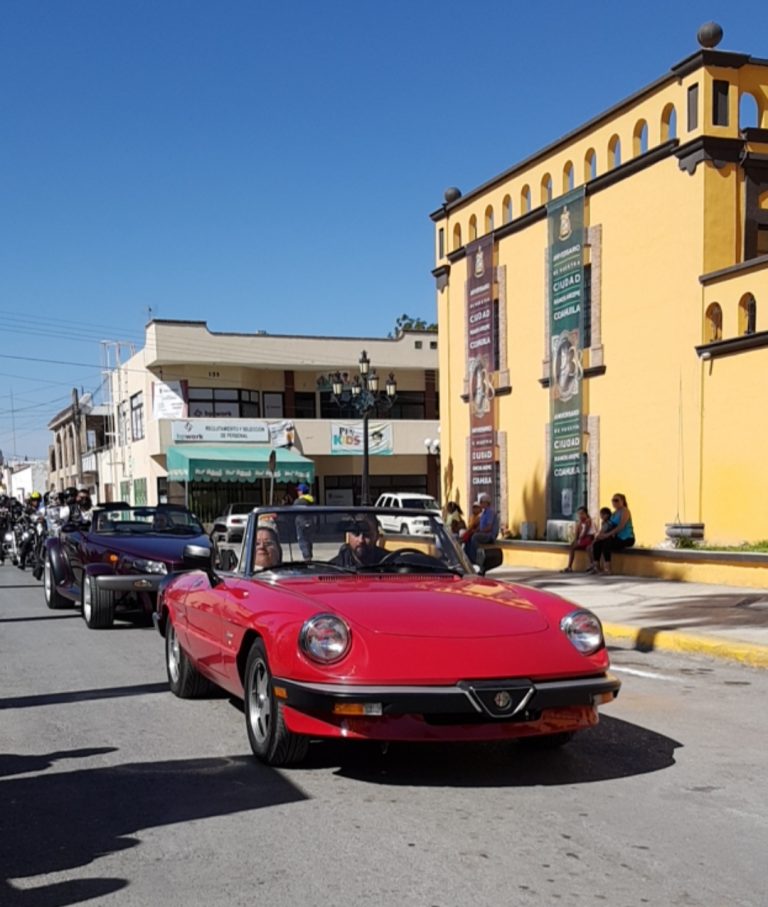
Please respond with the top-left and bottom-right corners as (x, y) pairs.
(632, 594), (768, 635)
(0, 614), (81, 624)
(0, 682), (170, 711)
(0, 750), (306, 907)
(296, 714), (681, 787)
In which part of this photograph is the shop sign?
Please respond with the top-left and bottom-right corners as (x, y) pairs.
(171, 419), (270, 444)
(330, 422), (393, 455)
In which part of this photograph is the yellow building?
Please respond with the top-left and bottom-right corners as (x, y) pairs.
(431, 24), (768, 547)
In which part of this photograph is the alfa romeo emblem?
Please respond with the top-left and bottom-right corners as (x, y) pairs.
(494, 691), (512, 710)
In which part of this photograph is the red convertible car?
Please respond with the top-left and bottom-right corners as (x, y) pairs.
(156, 506), (620, 766)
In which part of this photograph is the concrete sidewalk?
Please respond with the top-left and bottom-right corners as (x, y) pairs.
(493, 566), (768, 669)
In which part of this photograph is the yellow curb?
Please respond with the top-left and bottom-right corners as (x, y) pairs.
(602, 622), (768, 670)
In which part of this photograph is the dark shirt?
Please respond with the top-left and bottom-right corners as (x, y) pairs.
(329, 543), (387, 568)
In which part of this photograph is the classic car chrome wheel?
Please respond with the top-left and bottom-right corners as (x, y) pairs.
(44, 555), (68, 610)
(166, 618), (214, 698)
(244, 640), (308, 766)
(81, 576), (115, 629)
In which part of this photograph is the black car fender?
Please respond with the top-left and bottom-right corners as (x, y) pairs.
(83, 563), (116, 580)
(43, 537), (70, 586)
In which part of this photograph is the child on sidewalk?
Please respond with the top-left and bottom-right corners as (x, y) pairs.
(561, 506), (595, 573)
(586, 507), (613, 574)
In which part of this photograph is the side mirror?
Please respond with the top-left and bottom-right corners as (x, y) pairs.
(182, 543), (220, 585)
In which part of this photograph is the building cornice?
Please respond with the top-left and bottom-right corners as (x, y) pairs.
(696, 330), (768, 360)
(430, 49), (766, 223)
(699, 253), (768, 285)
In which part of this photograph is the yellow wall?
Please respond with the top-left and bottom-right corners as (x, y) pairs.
(436, 48), (768, 548)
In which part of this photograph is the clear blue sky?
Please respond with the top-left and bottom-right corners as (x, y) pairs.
(0, 1), (764, 459)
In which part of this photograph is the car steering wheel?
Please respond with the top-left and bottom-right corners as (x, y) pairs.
(379, 547), (444, 566)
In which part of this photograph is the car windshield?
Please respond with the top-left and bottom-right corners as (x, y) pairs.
(93, 507), (204, 535)
(240, 506), (474, 577)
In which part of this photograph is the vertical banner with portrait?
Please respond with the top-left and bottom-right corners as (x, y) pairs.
(547, 187), (585, 519)
(466, 235), (497, 504)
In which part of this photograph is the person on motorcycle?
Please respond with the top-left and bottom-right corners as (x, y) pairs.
(18, 492), (43, 570)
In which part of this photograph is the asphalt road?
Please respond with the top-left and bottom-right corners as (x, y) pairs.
(1, 567), (766, 907)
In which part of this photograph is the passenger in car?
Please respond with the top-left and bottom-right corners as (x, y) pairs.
(254, 520), (283, 570)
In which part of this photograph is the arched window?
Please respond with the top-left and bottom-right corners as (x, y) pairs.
(469, 215), (477, 242)
(584, 149), (597, 182)
(484, 205), (494, 233)
(608, 135), (621, 169)
(633, 119), (648, 156)
(541, 174), (553, 205)
(705, 303), (723, 342)
(739, 92), (760, 131)
(502, 194), (513, 224)
(563, 161), (574, 193)
(661, 103), (677, 141)
(452, 223), (462, 251)
(521, 185), (531, 214)
(739, 294), (757, 335)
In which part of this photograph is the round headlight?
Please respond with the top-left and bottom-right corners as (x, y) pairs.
(561, 610), (604, 655)
(300, 614), (351, 664)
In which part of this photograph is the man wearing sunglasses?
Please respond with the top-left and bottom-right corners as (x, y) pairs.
(330, 516), (386, 568)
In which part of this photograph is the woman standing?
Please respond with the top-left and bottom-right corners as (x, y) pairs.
(592, 493), (635, 575)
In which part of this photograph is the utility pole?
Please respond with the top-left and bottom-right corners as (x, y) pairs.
(72, 388), (83, 487)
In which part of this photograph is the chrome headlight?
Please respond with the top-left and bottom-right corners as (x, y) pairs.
(299, 614), (351, 664)
(561, 610), (604, 655)
(132, 558), (168, 575)
(3, 532), (13, 542)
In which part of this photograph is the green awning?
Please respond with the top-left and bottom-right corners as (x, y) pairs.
(166, 446), (315, 484)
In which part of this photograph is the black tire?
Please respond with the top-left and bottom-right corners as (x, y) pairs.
(166, 618), (215, 698)
(43, 554), (69, 610)
(519, 731), (576, 750)
(244, 640), (309, 766)
(81, 575), (115, 629)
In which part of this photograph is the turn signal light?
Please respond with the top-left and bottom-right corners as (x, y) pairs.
(107, 554), (119, 565)
(332, 702), (383, 717)
(593, 692), (615, 705)
(273, 686), (288, 700)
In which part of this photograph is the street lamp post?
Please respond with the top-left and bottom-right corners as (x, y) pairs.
(331, 350), (397, 505)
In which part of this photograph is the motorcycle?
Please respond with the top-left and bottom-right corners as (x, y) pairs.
(29, 513), (48, 579)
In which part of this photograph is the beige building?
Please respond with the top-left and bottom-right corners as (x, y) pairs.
(97, 320), (439, 524)
(47, 392), (109, 494)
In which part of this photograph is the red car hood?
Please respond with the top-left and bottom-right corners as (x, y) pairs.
(277, 575), (550, 638)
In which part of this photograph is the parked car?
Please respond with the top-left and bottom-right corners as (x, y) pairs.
(210, 502), (259, 545)
(374, 492), (440, 535)
(44, 503), (211, 629)
(155, 505), (620, 766)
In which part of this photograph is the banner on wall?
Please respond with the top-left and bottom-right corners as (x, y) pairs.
(547, 187), (585, 519)
(466, 235), (497, 503)
(152, 380), (188, 419)
(330, 422), (393, 455)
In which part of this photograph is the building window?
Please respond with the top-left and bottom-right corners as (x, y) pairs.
(584, 149), (597, 182)
(541, 174), (552, 205)
(502, 194), (513, 223)
(188, 388), (259, 418)
(469, 215), (477, 241)
(661, 103), (677, 141)
(429, 340), (437, 350)
(705, 303), (723, 342)
(521, 185), (531, 213)
(687, 85), (699, 131)
(389, 391), (426, 420)
(133, 477), (147, 506)
(563, 162), (574, 193)
(293, 392), (316, 419)
(608, 135), (621, 169)
(120, 480), (131, 503)
(130, 392), (144, 441)
(633, 119), (649, 155)
(438, 228), (444, 259)
(739, 294), (757, 335)
(739, 92), (760, 130)
(263, 392), (284, 418)
(453, 223), (462, 251)
(484, 205), (494, 233)
(713, 80), (729, 126)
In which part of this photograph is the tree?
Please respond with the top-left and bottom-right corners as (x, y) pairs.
(389, 313), (438, 338)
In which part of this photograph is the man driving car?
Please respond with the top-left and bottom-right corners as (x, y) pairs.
(329, 516), (386, 568)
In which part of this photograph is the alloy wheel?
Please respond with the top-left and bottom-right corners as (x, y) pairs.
(167, 623), (181, 685)
(247, 658), (272, 747)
